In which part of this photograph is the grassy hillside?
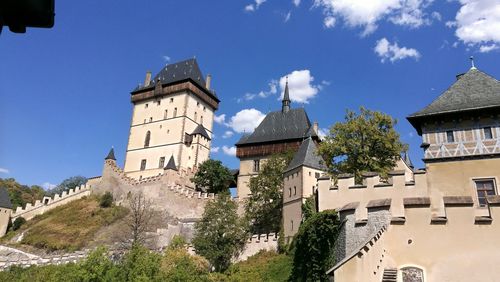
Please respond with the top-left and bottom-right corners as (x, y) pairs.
(5, 195), (128, 252)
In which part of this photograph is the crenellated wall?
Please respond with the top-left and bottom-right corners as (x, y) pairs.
(330, 195), (500, 282)
(11, 184), (92, 221)
(237, 233), (279, 261)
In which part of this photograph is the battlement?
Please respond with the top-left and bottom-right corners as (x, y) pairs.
(11, 184), (92, 221)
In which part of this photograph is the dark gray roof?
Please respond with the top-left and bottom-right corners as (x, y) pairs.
(236, 108), (312, 145)
(285, 137), (327, 172)
(0, 187), (13, 209)
(164, 156), (177, 171)
(105, 148), (116, 161)
(191, 124), (211, 140)
(408, 68), (500, 118)
(132, 58), (217, 99)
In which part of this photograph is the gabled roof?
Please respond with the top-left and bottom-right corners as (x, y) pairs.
(236, 108), (312, 146)
(285, 137), (327, 172)
(164, 156), (178, 171)
(132, 58), (218, 99)
(105, 148), (116, 161)
(0, 187), (13, 209)
(408, 67), (500, 132)
(191, 124), (211, 140)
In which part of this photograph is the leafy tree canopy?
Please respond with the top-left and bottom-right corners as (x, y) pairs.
(191, 159), (233, 194)
(290, 210), (340, 282)
(318, 107), (407, 182)
(0, 178), (46, 209)
(245, 151), (293, 234)
(193, 193), (247, 272)
(48, 176), (87, 196)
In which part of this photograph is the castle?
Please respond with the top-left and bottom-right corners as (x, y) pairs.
(0, 59), (499, 281)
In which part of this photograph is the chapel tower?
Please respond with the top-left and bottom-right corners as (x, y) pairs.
(123, 59), (219, 179)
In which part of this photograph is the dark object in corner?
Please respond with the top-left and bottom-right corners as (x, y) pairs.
(0, 0), (54, 33)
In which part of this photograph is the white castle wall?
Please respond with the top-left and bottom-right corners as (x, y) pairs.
(11, 184), (92, 221)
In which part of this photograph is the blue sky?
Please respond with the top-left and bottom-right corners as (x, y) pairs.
(0, 0), (499, 188)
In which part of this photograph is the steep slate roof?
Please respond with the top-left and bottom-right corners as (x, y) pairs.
(191, 124), (211, 140)
(164, 156), (178, 171)
(285, 137), (327, 172)
(236, 108), (312, 145)
(0, 187), (13, 209)
(132, 58), (217, 99)
(408, 67), (500, 120)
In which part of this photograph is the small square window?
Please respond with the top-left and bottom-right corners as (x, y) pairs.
(446, 131), (454, 143)
(159, 157), (165, 168)
(253, 160), (260, 172)
(484, 127), (493, 139)
(140, 159), (147, 171)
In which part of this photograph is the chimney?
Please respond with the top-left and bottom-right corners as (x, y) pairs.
(313, 121), (319, 135)
(206, 74), (212, 90)
(144, 71), (152, 86)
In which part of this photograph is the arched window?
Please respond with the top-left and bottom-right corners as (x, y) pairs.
(401, 266), (424, 282)
(173, 108), (177, 117)
(288, 187), (292, 197)
(144, 131), (151, 147)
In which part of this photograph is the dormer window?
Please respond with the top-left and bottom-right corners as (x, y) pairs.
(484, 127), (493, 139)
(446, 131), (454, 143)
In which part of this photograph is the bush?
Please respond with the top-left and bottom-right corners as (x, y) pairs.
(12, 217), (26, 231)
(100, 192), (113, 208)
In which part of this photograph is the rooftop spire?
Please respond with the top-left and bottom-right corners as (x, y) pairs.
(164, 155), (178, 171)
(470, 56), (476, 69)
(105, 147), (116, 161)
(282, 76), (291, 113)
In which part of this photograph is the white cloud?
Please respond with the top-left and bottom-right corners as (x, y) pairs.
(210, 147), (220, 153)
(245, 0), (267, 12)
(42, 182), (57, 190)
(318, 128), (329, 139)
(222, 146), (237, 157)
(238, 80), (278, 102)
(279, 70), (319, 103)
(162, 55), (171, 62)
(374, 38), (421, 63)
(0, 168), (9, 174)
(431, 11), (441, 21)
(214, 114), (226, 125)
(479, 44), (499, 53)
(228, 109), (266, 133)
(285, 11), (292, 22)
(453, 0), (500, 49)
(293, 0), (301, 7)
(223, 131), (234, 139)
(313, 0), (435, 35)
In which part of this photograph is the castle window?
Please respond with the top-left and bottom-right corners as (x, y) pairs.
(197, 102), (200, 107)
(173, 108), (177, 117)
(200, 116), (203, 125)
(149, 117), (153, 123)
(164, 110), (168, 119)
(144, 131), (151, 147)
(157, 100), (161, 106)
(203, 106), (206, 112)
(475, 179), (496, 207)
(170, 98), (174, 103)
(140, 159), (147, 171)
(145, 103), (148, 108)
(159, 157), (165, 168)
(253, 160), (260, 172)
(309, 171), (312, 176)
(294, 186), (297, 195)
(291, 220), (294, 231)
(484, 127), (493, 139)
(446, 130), (454, 143)
(194, 112), (197, 122)
(289, 187), (292, 197)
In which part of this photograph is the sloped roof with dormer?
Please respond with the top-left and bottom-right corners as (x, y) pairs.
(285, 137), (327, 172)
(408, 67), (500, 132)
(236, 108), (313, 146)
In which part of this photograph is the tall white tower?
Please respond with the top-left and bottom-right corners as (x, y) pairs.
(123, 59), (219, 179)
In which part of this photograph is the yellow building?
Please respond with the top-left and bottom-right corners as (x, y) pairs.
(123, 59), (219, 179)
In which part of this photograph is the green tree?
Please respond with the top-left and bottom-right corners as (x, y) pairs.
(161, 235), (210, 281)
(48, 176), (87, 196)
(290, 210), (340, 282)
(192, 193), (247, 272)
(191, 159), (233, 194)
(78, 246), (116, 282)
(116, 244), (164, 282)
(318, 107), (407, 182)
(12, 217), (26, 231)
(245, 152), (293, 234)
(0, 178), (47, 209)
(301, 195), (317, 222)
(99, 192), (113, 208)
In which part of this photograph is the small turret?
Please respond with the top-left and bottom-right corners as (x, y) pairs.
(105, 147), (116, 161)
(164, 156), (178, 171)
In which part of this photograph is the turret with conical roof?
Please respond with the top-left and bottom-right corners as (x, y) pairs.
(282, 77), (291, 113)
(105, 148), (116, 161)
(164, 156), (178, 171)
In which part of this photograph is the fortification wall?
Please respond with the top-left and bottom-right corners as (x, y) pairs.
(237, 233), (279, 261)
(11, 184), (92, 221)
(317, 170), (429, 220)
(331, 195), (500, 282)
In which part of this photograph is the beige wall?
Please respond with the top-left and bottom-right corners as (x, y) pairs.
(237, 157), (268, 198)
(0, 208), (11, 237)
(124, 90), (214, 179)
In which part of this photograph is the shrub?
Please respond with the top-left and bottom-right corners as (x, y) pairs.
(12, 217), (26, 231)
(99, 192), (113, 208)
